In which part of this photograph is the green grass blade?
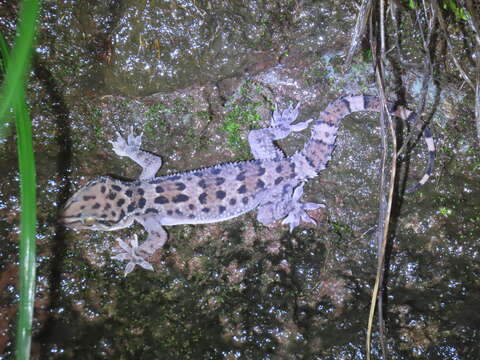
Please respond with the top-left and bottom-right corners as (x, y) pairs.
(0, 0), (40, 137)
(0, 1), (40, 359)
(14, 84), (37, 360)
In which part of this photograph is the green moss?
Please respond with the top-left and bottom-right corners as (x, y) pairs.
(220, 102), (261, 159)
(328, 220), (355, 239)
(90, 105), (103, 139)
(144, 103), (168, 134)
(217, 81), (271, 159)
(302, 63), (328, 87)
(438, 207), (453, 216)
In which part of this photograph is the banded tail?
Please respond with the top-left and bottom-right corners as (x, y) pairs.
(294, 95), (435, 193)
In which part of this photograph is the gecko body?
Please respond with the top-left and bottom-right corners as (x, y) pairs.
(61, 95), (435, 275)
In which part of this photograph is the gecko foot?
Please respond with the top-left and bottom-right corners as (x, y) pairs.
(110, 126), (143, 158)
(281, 183), (325, 233)
(111, 234), (154, 276)
(271, 103), (312, 136)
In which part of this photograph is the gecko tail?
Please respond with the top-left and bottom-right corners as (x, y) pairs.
(296, 95), (435, 193)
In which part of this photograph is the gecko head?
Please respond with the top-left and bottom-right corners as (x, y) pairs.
(60, 176), (134, 231)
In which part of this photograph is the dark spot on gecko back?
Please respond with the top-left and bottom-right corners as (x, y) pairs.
(125, 189), (133, 197)
(202, 207), (210, 213)
(175, 182), (186, 191)
(236, 172), (246, 181)
(229, 198), (236, 205)
(257, 167), (266, 176)
(145, 208), (158, 214)
(289, 162), (296, 178)
(274, 177), (284, 185)
(83, 195), (96, 201)
(256, 179), (265, 189)
(138, 197), (146, 208)
(127, 203), (136, 213)
(172, 194), (189, 203)
(242, 197), (249, 205)
(199, 193), (208, 204)
(137, 188), (145, 195)
(219, 206), (226, 214)
(237, 185), (246, 194)
(211, 168), (221, 175)
(156, 186), (164, 193)
(275, 165), (283, 173)
(198, 179), (207, 189)
(215, 177), (225, 185)
(216, 190), (226, 200)
(117, 198), (125, 207)
(107, 192), (116, 200)
(154, 196), (169, 204)
(92, 203), (101, 209)
(100, 186), (106, 193)
(112, 184), (122, 192)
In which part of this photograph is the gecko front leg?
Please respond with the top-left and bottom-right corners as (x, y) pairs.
(112, 216), (168, 276)
(112, 235), (154, 276)
(247, 103), (312, 160)
(110, 127), (163, 180)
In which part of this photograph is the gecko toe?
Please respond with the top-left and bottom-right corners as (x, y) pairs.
(281, 184), (324, 232)
(112, 235), (154, 276)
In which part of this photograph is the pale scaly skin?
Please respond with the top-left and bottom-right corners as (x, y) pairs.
(60, 95), (435, 276)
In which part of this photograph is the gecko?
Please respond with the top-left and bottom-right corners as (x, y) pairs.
(60, 95), (435, 276)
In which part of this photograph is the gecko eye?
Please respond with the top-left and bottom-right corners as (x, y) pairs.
(83, 217), (96, 226)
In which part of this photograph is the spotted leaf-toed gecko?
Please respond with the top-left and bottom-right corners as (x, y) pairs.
(61, 95), (435, 276)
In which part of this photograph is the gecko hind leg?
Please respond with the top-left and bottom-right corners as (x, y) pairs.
(257, 183), (324, 232)
(281, 183), (324, 233)
(247, 103), (312, 160)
